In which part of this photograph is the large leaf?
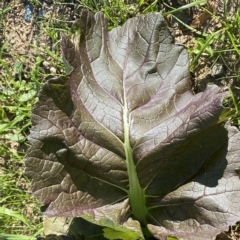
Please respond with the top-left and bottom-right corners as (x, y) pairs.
(25, 11), (240, 239)
(43, 217), (105, 239)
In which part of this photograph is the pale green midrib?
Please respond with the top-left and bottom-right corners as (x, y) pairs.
(123, 97), (148, 225)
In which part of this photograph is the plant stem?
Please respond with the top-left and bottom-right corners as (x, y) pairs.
(229, 86), (240, 114)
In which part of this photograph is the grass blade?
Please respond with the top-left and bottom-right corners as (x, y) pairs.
(0, 234), (35, 240)
(0, 207), (30, 227)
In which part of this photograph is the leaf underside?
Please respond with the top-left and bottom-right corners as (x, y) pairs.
(25, 10), (240, 240)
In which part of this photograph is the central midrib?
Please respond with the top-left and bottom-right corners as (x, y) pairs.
(123, 94), (147, 225)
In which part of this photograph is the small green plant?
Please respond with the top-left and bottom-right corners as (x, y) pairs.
(0, 58), (39, 141)
(0, 143), (43, 237)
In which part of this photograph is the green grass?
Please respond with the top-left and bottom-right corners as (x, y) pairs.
(0, 0), (239, 239)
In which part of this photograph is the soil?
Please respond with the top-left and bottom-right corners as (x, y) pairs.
(0, 0), (240, 239)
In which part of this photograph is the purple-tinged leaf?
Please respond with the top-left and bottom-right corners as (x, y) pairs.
(25, 10), (240, 239)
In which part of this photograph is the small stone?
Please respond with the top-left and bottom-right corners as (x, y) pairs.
(10, 38), (15, 44)
(50, 67), (56, 74)
(37, 8), (44, 20)
(42, 61), (50, 69)
(39, 42), (46, 47)
(211, 63), (226, 77)
(24, 4), (33, 23)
